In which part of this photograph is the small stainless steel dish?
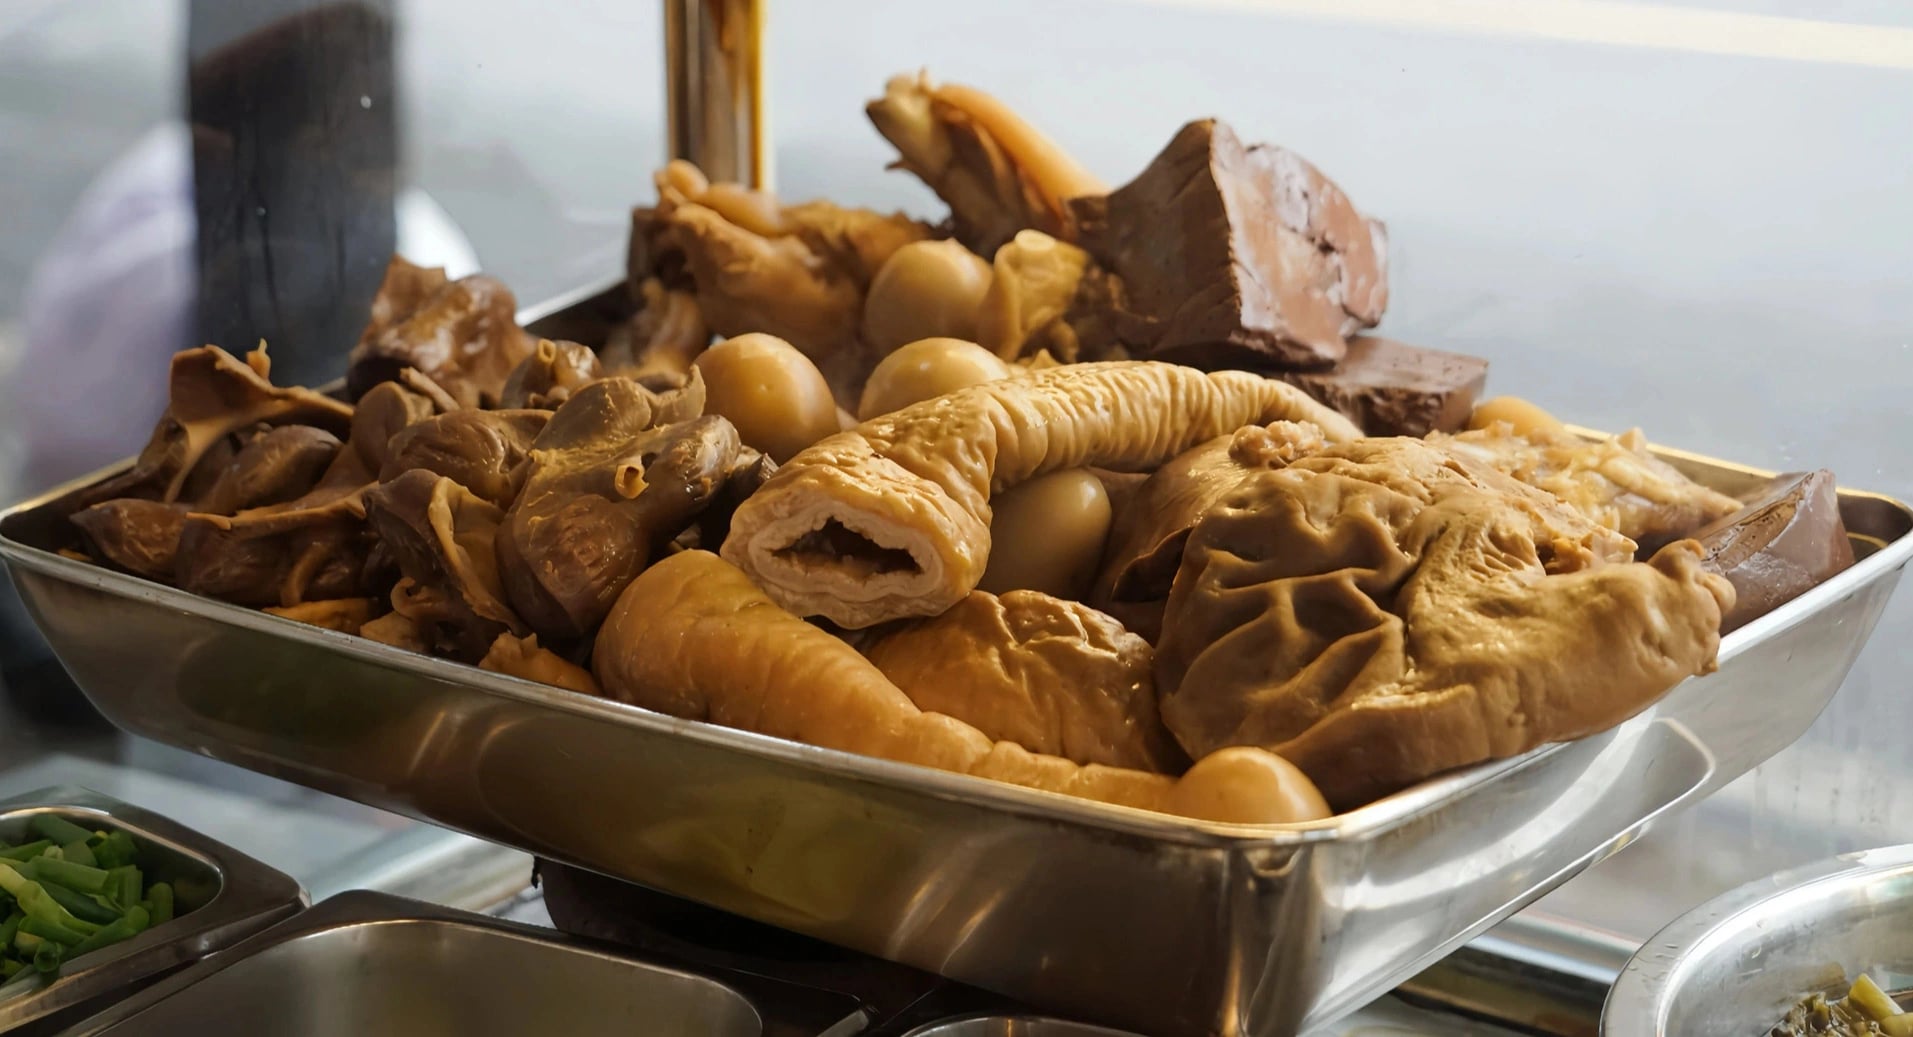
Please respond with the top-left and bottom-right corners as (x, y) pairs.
(59, 890), (869, 1036)
(899, 1017), (1140, 1036)
(1602, 843), (1913, 1036)
(0, 786), (305, 1034)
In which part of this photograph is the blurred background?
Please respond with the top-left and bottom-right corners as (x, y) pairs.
(0, 0), (1909, 963)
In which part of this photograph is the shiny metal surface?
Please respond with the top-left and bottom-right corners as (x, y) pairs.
(900, 1018), (1139, 1037)
(58, 891), (795, 1036)
(2, 277), (1908, 1034)
(665, 0), (768, 187)
(1602, 844), (1913, 1037)
(0, 786), (305, 1034)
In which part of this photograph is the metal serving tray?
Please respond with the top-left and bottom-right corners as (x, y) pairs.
(899, 1018), (1139, 1037)
(59, 891), (867, 1036)
(1601, 844), (1913, 1037)
(3, 287), (1908, 1037)
(0, 787), (304, 1035)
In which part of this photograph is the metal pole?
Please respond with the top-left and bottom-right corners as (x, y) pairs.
(664, 0), (770, 189)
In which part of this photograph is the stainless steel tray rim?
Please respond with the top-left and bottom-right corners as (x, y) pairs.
(54, 889), (782, 1037)
(1602, 843), (1913, 1035)
(0, 786), (306, 1031)
(6, 445), (1908, 851)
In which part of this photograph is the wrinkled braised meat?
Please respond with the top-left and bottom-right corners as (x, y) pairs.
(1437, 423), (1742, 550)
(500, 339), (604, 409)
(1094, 421), (1327, 615)
(194, 426), (342, 516)
(170, 381), (439, 608)
(49, 345), (352, 517)
(599, 278), (710, 391)
(173, 517), (373, 608)
(71, 500), (192, 580)
(380, 409), (551, 509)
(364, 469), (527, 661)
(1155, 435), (1733, 810)
(498, 376), (742, 641)
(865, 589), (1188, 772)
(346, 261), (534, 409)
(975, 230), (1125, 364)
(648, 160), (932, 383)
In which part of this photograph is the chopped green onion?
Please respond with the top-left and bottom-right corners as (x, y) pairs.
(24, 857), (109, 896)
(19, 916), (86, 947)
(145, 884), (174, 926)
(91, 832), (137, 871)
(58, 840), (95, 868)
(0, 912), (19, 949)
(107, 867), (141, 912)
(0, 863), (101, 937)
(66, 907), (147, 961)
(0, 959), (19, 979)
(31, 939), (63, 974)
(29, 816), (95, 848)
(0, 841), (50, 862)
(36, 881), (120, 926)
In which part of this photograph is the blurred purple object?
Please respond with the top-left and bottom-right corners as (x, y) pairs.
(14, 123), (195, 497)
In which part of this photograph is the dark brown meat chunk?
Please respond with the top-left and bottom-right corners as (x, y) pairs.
(380, 410), (551, 509)
(346, 270), (534, 409)
(46, 345), (352, 517)
(1695, 470), (1854, 633)
(497, 377), (740, 641)
(364, 469), (527, 661)
(1278, 336), (1488, 436)
(1070, 119), (1388, 371)
(500, 339), (604, 409)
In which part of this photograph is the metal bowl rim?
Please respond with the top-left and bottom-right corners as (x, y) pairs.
(1602, 843), (1913, 1035)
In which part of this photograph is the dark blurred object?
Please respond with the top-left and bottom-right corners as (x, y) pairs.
(535, 858), (995, 1034)
(4, 0), (398, 724)
(0, 567), (102, 730)
(189, 0), (397, 390)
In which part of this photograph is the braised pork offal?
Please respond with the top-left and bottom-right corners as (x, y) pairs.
(46, 67), (1859, 824)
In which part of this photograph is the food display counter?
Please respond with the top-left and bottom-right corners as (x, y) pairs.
(2, 2), (1910, 1035)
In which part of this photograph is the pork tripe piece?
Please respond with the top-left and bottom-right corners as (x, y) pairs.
(865, 589), (1187, 773)
(1438, 418), (1742, 549)
(722, 361), (1360, 628)
(1156, 435), (1734, 811)
(594, 550), (1327, 825)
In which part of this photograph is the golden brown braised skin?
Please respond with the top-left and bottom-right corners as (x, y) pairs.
(721, 361), (1362, 629)
(1155, 436), (1735, 811)
(864, 590), (1187, 773)
(594, 550), (1329, 825)
(1438, 423), (1741, 548)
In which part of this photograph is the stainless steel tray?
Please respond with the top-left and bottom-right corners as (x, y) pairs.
(58, 891), (868, 1036)
(900, 1018), (1138, 1037)
(3, 285), (1907, 1036)
(1601, 843), (1913, 1037)
(0, 787), (305, 1034)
